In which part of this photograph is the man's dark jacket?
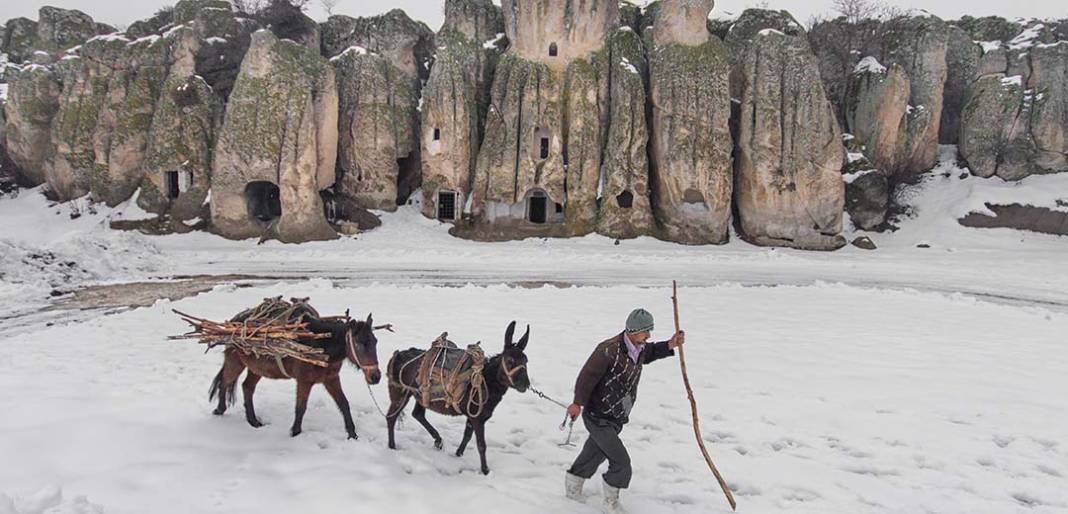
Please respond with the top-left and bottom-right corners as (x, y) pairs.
(573, 332), (674, 425)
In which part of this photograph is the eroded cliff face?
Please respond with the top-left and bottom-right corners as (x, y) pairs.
(960, 21), (1068, 180)
(500, 0), (619, 66)
(322, 10), (432, 212)
(726, 10), (846, 250)
(646, 0), (733, 244)
(5, 3), (1062, 248)
(211, 29), (338, 243)
(419, 0), (503, 221)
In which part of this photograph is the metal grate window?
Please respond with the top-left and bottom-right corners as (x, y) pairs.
(438, 191), (457, 220)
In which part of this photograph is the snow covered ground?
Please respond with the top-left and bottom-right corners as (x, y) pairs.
(1, 281), (1065, 514)
(0, 147), (1066, 513)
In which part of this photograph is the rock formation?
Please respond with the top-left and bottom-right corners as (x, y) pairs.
(940, 26), (980, 144)
(646, 0), (732, 244)
(846, 58), (909, 174)
(726, 10), (846, 250)
(137, 29), (223, 223)
(419, 0), (503, 221)
(3, 61), (61, 188)
(469, 0), (619, 238)
(597, 27), (655, 239)
(812, 15), (949, 175)
(210, 29), (338, 243)
(323, 10), (433, 211)
(4, 2), (1062, 247)
(960, 21), (1068, 180)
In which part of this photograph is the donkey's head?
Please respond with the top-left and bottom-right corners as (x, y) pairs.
(497, 321), (530, 393)
(345, 313), (381, 384)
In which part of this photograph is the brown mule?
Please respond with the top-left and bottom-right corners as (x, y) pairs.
(210, 311), (382, 439)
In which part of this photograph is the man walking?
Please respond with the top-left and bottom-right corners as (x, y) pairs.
(564, 308), (685, 510)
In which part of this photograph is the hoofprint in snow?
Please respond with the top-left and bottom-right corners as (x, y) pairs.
(0, 146), (1065, 513)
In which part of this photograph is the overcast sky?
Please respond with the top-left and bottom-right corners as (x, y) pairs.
(1, 0), (1065, 32)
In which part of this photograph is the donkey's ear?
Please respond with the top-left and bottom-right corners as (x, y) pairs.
(517, 324), (530, 351)
(366, 312), (373, 324)
(504, 321), (517, 349)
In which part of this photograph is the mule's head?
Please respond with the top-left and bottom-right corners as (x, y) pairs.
(498, 321), (530, 393)
(345, 313), (381, 384)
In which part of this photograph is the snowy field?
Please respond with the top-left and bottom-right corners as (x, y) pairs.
(1, 147), (1066, 513)
(1, 281), (1066, 514)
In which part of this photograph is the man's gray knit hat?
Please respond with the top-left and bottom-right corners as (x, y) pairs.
(626, 308), (655, 334)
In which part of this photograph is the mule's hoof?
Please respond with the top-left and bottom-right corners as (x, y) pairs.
(212, 408), (225, 416)
(434, 439), (443, 450)
(247, 418), (264, 428)
(481, 466), (491, 476)
(290, 428), (302, 437)
(455, 449), (465, 457)
(348, 432), (359, 441)
(389, 443), (397, 450)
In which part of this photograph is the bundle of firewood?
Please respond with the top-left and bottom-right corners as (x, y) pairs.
(170, 309), (331, 367)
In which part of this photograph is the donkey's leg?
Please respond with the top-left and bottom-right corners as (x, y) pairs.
(242, 372), (264, 428)
(473, 419), (490, 475)
(323, 375), (357, 440)
(290, 381), (313, 437)
(386, 387), (411, 450)
(456, 420), (474, 457)
(411, 404), (443, 450)
(213, 353), (246, 416)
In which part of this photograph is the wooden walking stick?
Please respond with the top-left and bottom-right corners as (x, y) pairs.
(672, 280), (737, 511)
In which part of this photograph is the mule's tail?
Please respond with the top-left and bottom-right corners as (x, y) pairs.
(208, 365), (236, 407)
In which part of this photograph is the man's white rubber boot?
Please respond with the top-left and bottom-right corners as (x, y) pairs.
(602, 480), (623, 512)
(565, 472), (585, 500)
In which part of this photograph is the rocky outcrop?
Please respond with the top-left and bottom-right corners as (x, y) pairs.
(137, 28), (222, 222)
(727, 10), (846, 250)
(844, 169), (889, 231)
(419, 0), (503, 220)
(321, 10), (434, 81)
(331, 46), (419, 211)
(46, 33), (185, 205)
(3, 62), (61, 188)
(190, 6), (261, 101)
(4, 18), (41, 64)
(940, 26), (980, 144)
(960, 21), (1068, 180)
(845, 58), (909, 173)
(877, 16), (948, 174)
(811, 15), (948, 174)
(467, 0), (622, 239)
(210, 30), (338, 243)
(36, 7), (99, 54)
(597, 28), (655, 239)
(647, 0), (733, 244)
(471, 55), (567, 231)
(327, 9), (431, 211)
(174, 0), (231, 25)
(500, 0), (618, 66)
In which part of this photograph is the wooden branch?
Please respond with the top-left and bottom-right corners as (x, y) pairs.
(673, 281), (737, 511)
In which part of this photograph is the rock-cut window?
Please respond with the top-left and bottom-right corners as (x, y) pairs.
(433, 128), (441, 141)
(540, 138), (550, 159)
(549, 43), (558, 57)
